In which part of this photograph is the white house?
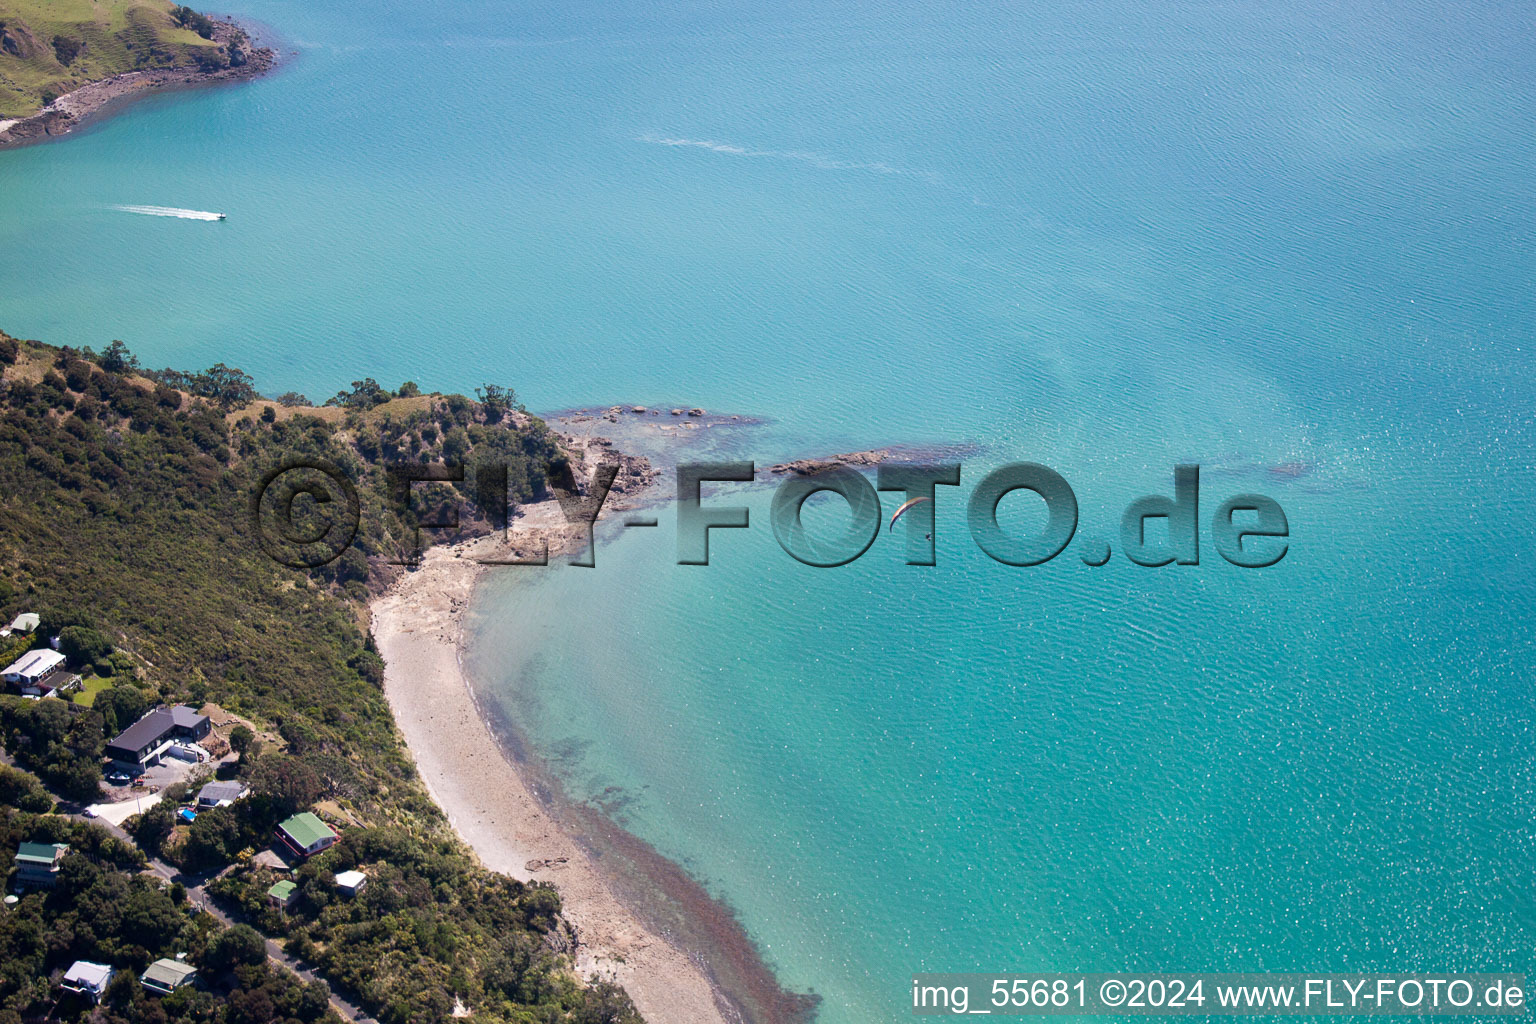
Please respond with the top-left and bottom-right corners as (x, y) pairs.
(334, 869), (368, 896)
(2, 648), (64, 685)
(61, 961), (114, 1003)
(1, 648), (78, 697)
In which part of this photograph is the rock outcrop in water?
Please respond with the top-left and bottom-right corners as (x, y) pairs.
(767, 443), (981, 476)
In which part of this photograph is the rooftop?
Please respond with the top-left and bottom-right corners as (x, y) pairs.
(268, 879), (297, 900)
(197, 780), (245, 803)
(334, 869), (366, 889)
(169, 705), (206, 729)
(2, 648), (64, 679)
(8, 613), (38, 633)
(107, 705), (206, 756)
(62, 961), (113, 990)
(15, 841), (67, 866)
(108, 708), (176, 752)
(141, 958), (196, 989)
(276, 811), (337, 849)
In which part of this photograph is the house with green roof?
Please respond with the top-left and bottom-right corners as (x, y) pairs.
(13, 841), (68, 889)
(273, 811), (338, 859)
(267, 879), (297, 908)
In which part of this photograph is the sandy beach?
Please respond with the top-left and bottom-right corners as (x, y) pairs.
(372, 514), (741, 1024)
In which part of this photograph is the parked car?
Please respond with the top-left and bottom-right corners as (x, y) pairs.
(81, 807), (97, 818)
(106, 772), (131, 785)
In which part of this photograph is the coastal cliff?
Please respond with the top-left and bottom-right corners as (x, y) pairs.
(0, 0), (273, 147)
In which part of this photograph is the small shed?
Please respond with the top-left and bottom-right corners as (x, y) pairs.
(334, 869), (367, 896)
(268, 879), (297, 908)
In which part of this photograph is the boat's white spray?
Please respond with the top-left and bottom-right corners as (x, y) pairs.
(113, 205), (225, 221)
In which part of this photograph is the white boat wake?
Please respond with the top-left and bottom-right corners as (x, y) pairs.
(113, 204), (225, 221)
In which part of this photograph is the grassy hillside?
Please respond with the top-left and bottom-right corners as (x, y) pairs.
(0, 330), (640, 1024)
(0, 0), (230, 117)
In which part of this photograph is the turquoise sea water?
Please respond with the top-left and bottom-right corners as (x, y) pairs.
(4, 0), (1536, 1020)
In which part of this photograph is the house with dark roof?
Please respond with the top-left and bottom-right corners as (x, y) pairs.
(274, 812), (338, 859)
(14, 841), (68, 888)
(196, 780), (248, 808)
(104, 706), (210, 768)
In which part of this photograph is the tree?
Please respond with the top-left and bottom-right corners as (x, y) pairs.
(200, 363), (258, 408)
(99, 340), (140, 374)
(247, 754), (323, 814)
(58, 624), (113, 665)
(131, 801), (176, 856)
(229, 725), (254, 760)
(0, 765), (52, 813)
(53, 755), (102, 802)
(51, 34), (82, 65)
(171, 5), (216, 38)
(324, 378), (389, 410)
(475, 384), (520, 424)
(100, 684), (149, 732)
(522, 885), (562, 931)
(182, 805), (243, 869)
(118, 884), (185, 951)
(574, 981), (643, 1024)
(37, 606), (94, 640)
(207, 924), (268, 969)
(157, 363), (258, 409)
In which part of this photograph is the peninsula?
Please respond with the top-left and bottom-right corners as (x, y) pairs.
(0, 0), (273, 147)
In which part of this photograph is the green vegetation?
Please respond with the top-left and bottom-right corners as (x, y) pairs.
(169, 4), (213, 39)
(208, 829), (628, 1022)
(70, 673), (113, 707)
(0, 0), (239, 118)
(0, 330), (639, 1024)
(0, 777), (342, 1024)
(0, 696), (107, 802)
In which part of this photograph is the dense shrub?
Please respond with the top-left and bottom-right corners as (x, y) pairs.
(58, 624), (113, 664)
